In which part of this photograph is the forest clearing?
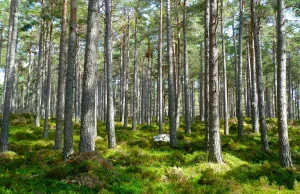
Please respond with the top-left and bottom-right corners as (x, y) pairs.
(0, 0), (300, 193)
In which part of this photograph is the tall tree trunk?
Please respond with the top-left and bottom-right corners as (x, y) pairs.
(158, 0), (163, 134)
(0, 0), (18, 152)
(273, 41), (277, 116)
(183, 0), (191, 134)
(221, 0), (228, 135)
(208, 0), (222, 163)
(54, 0), (67, 150)
(26, 43), (32, 113)
(166, 0), (177, 148)
(105, 0), (116, 148)
(237, 0), (244, 138)
(63, 0), (77, 160)
(204, 0), (210, 149)
(43, 22), (53, 138)
(251, 0), (269, 151)
(288, 53), (293, 120)
(124, 15), (130, 128)
(249, 34), (259, 133)
(132, 8), (139, 131)
(35, 1), (44, 127)
(276, 0), (292, 168)
(80, 0), (100, 153)
(199, 43), (204, 121)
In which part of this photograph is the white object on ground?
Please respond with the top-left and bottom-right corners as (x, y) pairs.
(153, 134), (170, 142)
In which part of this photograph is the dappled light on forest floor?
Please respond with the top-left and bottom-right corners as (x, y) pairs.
(0, 114), (299, 193)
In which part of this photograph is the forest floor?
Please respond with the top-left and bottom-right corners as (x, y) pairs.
(0, 114), (300, 194)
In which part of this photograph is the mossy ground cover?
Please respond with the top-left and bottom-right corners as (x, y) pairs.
(0, 114), (300, 193)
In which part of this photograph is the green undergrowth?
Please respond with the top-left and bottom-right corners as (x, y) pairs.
(0, 115), (299, 193)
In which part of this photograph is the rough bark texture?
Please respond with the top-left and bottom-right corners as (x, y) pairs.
(237, 0), (244, 139)
(63, 0), (76, 160)
(204, 0), (210, 150)
(276, 0), (292, 168)
(183, 0), (191, 134)
(54, 0), (67, 147)
(208, 0), (222, 163)
(251, 0), (269, 151)
(167, 0), (177, 148)
(80, 0), (100, 153)
(0, 0), (18, 152)
(106, 0), (116, 148)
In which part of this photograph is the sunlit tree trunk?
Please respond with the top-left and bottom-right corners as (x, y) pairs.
(204, 0), (210, 149)
(221, 0), (228, 135)
(251, 0), (269, 151)
(249, 34), (259, 134)
(35, 0), (44, 127)
(276, 0), (292, 168)
(208, 0), (222, 163)
(80, 0), (100, 153)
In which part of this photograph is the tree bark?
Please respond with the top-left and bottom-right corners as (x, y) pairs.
(55, 0), (66, 150)
(43, 22), (53, 138)
(0, 0), (18, 152)
(35, 1), (44, 127)
(208, 0), (222, 163)
(251, 0), (269, 151)
(80, 0), (100, 153)
(237, 0), (244, 138)
(204, 0), (210, 149)
(158, 0), (163, 134)
(221, 0), (228, 135)
(167, 0), (177, 148)
(276, 0), (292, 168)
(249, 34), (259, 133)
(63, 0), (77, 160)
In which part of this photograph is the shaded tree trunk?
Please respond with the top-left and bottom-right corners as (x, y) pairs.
(63, 0), (77, 160)
(166, 0), (177, 148)
(43, 22), (53, 138)
(0, 0), (18, 152)
(54, 0), (67, 148)
(237, 0), (244, 138)
(183, 0), (191, 134)
(204, 0), (210, 149)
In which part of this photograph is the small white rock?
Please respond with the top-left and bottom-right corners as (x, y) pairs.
(153, 134), (170, 142)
